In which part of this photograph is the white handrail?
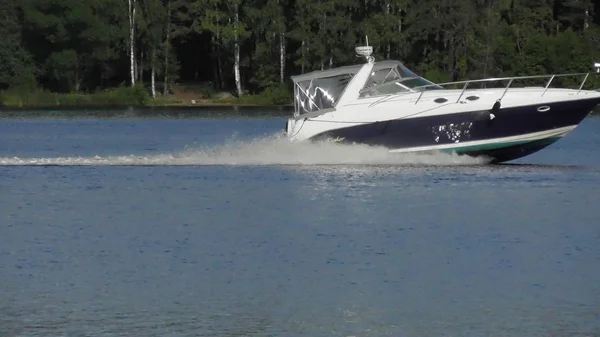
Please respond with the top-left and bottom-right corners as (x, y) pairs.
(410, 72), (591, 105)
(412, 72), (589, 92)
(577, 73), (590, 94)
(541, 75), (555, 97)
(372, 72), (591, 108)
(455, 82), (469, 103)
(297, 71), (594, 113)
(498, 78), (514, 101)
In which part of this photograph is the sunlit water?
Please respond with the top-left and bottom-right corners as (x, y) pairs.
(1, 110), (600, 337)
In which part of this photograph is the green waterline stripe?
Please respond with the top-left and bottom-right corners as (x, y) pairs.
(441, 136), (561, 153)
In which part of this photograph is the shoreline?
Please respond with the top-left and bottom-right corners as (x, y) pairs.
(0, 102), (292, 110)
(0, 98), (292, 109)
(0, 104), (293, 118)
(1, 98), (598, 118)
(0, 85), (293, 112)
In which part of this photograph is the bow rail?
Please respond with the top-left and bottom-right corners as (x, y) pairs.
(411, 72), (592, 105)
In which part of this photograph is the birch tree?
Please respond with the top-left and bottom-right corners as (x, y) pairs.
(289, 0), (314, 73)
(138, 0), (165, 98)
(246, 0), (287, 90)
(128, 0), (136, 86)
(7, 0), (600, 97)
(192, 0), (249, 97)
(360, 0), (407, 61)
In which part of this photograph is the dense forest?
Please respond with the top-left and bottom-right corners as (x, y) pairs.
(1, 0), (600, 104)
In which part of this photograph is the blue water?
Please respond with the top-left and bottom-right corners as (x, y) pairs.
(1, 110), (599, 336)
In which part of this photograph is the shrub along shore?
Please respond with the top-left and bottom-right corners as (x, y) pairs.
(0, 84), (292, 110)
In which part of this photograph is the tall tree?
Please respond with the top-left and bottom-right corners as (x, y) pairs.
(360, 0), (407, 61)
(246, 0), (287, 90)
(191, 0), (249, 96)
(138, 0), (166, 97)
(0, 0), (36, 90)
(4, 0), (600, 98)
(128, 0), (137, 86)
(163, 0), (190, 95)
(289, 0), (315, 73)
(556, 0), (593, 32)
(21, 0), (127, 92)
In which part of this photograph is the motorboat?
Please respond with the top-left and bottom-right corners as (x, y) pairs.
(284, 42), (600, 163)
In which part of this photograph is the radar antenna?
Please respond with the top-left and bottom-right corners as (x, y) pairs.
(355, 35), (374, 64)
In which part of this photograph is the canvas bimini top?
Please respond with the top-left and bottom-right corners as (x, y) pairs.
(290, 60), (402, 83)
(291, 60), (437, 117)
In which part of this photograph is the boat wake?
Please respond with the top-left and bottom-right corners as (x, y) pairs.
(0, 134), (490, 166)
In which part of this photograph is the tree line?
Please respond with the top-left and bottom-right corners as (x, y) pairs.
(1, 0), (600, 99)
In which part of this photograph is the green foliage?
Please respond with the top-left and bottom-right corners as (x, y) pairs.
(138, 0), (166, 76)
(421, 67), (452, 84)
(200, 86), (216, 99)
(21, 0), (127, 92)
(0, 85), (150, 108)
(210, 83), (291, 106)
(2, 0), (600, 107)
(262, 83), (292, 105)
(191, 0), (250, 44)
(45, 49), (79, 92)
(0, 0), (37, 90)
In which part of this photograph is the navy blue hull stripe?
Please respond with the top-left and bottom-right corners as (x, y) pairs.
(308, 97), (600, 162)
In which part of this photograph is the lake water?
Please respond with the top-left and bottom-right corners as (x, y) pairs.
(1, 108), (599, 337)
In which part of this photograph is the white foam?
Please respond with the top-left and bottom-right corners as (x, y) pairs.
(0, 134), (490, 166)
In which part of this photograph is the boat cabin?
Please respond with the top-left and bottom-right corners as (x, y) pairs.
(291, 60), (437, 117)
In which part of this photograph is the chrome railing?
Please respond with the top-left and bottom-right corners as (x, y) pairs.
(368, 72), (592, 108)
(412, 72), (591, 105)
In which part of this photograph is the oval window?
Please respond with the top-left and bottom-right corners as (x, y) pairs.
(537, 106), (551, 112)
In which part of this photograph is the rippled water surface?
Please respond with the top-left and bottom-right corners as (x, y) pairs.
(1, 110), (599, 336)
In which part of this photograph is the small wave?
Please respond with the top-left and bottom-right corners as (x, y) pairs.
(0, 134), (490, 166)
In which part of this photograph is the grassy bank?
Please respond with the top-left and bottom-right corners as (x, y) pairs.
(0, 86), (153, 108)
(0, 106), (292, 118)
(0, 84), (292, 109)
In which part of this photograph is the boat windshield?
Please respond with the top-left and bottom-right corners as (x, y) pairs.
(293, 73), (354, 115)
(360, 63), (439, 97)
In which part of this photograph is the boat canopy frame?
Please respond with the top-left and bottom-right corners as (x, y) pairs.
(291, 60), (441, 117)
(291, 61), (407, 117)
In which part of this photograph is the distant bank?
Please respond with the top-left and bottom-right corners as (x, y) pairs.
(1, 86), (599, 117)
(3, 106), (598, 119)
(0, 105), (293, 119)
(0, 84), (292, 113)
